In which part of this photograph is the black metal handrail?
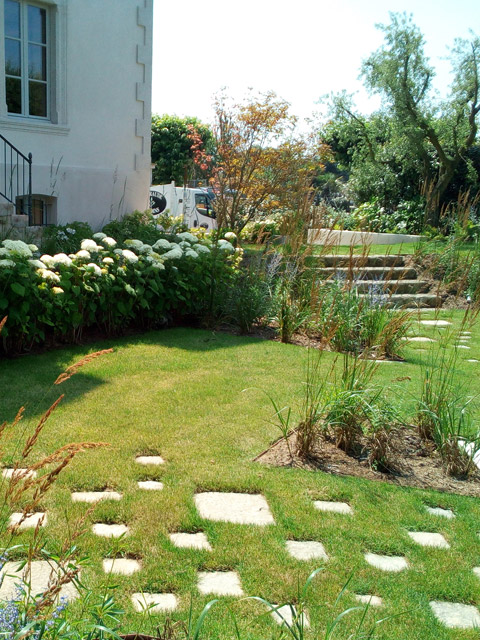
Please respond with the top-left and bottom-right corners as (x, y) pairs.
(0, 133), (32, 221)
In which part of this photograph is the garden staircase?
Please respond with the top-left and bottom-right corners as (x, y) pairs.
(314, 253), (441, 308)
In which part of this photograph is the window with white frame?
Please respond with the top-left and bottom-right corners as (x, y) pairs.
(4, 0), (49, 118)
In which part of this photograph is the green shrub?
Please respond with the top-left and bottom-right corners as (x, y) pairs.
(0, 233), (240, 354)
(40, 221), (94, 254)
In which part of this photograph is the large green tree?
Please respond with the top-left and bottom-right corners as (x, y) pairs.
(325, 14), (480, 225)
(151, 114), (214, 185)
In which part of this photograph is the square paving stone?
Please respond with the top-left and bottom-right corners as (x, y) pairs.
(473, 567), (480, 578)
(169, 532), (211, 550)
(92, 523), (129, 538)
(102, 558), (141, 575)
(456, 345), (471, 349)
(313, 500), (353, 515)
(71, 491), (122, 503)
(135, 456), (165, 465)
(197, 571), (244, 596)
(271, 605), (310, 628)
(426, 506), (455, 519)
(286, 540), (328, 561)
(468, 359), (480, 362)
(408, 531), (450, 548)
(9, 512), (47, 530)
(2, 468), (37, 480)
(194, 492), (275, 525)
(131, 593), (178, 613)
(355, 594), (383, 607)
(364, 553), (408, 572)
(137, 480), (164, 490)
(402, 336), (436, 342)
(0, 560), (78, 601)
(429, 601), (480, 629)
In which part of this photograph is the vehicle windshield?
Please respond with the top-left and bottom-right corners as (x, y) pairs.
(195, 193), (216, 219)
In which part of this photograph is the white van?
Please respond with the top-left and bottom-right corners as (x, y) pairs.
(150, 182), (216, 231)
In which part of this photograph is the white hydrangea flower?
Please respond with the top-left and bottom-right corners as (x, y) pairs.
(176, 231), (198, 244)
(75, 250), (91, 260)
(85, 263), (102, 276)
(195, 244), (210, 254)
(40, 254), (56, 267)
(217, 240), (234, 253)
(185, 249), (198, 258)
(139, 244), (154, 254)
(28, 259), (45, 269)
(113, 248), (123, 255)
(81, 239), (100, 252)
(0, 259), (15, 268)
(93, 232), (107, 240)
(0, 248), (9, 257)
(28, 244), (38, 252)
(39, 269), (60, 283)
(125, 239), (144, 249)
(102, 257), (114, 264)
(224, 232), (236, 241)
(122, 249), (139, 264)
(162, 247), (183, 260)
(52, 253), (72, 267)
(2, 239), (33, 257)
(52, 286), (64, 295)
(101, 236), (117, 248)
(150, 262), (165, 270)
(65, 227), (76, 234)
(152, 238), (172, 251)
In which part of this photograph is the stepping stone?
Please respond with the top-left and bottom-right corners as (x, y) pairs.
(456, 345), (470, 349)
(459, 440), (480, 470)
(71, 491), (122, 503)
(402, 336), (436, 342)
(194, 492), (275, 525)
(0, 560), (78, 601)
(459, 336), (471, 340)
(468, 359), (479, 362)
(9, 512), (47, 530)
(408, 531), (450, 548)
(131, 592), (178, 613)
(364, 553), (407, 572)
(137, 480), (164, 490)
(355, 594), (383, 607)
(92, 523), (129, 538)
(420, 320), (452, 326)
(135, 455), (165, 465)
(197, 571), (243, 596)
(169, 532), (211, 550)
(286, 540), (328, 561)
(102, 558), (141, 575)
(473, 567), (480, 579)
(426, 506), (455, 519)
(271, 604), (310, 628)
(2, 468), (37, 480)
(313, 500), (353, 515)
(429, 601), (480, 629)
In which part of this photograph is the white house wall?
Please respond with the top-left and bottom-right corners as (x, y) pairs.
(0, 0), (153, 230)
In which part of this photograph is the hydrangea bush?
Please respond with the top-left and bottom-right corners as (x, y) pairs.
(0, 232), (241, 353)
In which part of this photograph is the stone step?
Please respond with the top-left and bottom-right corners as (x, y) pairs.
(352, 279), (431, 294)
(358, 293), (441, 308)
(312, 254), (406, 268)
(316, 266), (418, 280)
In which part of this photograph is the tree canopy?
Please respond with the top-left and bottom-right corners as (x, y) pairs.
(151, 114), (214, 185)
(323, 13), (480, 225)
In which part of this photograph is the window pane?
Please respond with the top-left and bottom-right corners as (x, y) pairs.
(28, 44), (46, 80)
(28, 5), (46, 44)
(5, 0), (20, 38)
(6, 77), (22, 113)
(29, 80), (47, 116)
(5, 39), (21, 76)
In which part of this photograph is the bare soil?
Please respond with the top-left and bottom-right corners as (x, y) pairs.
(255, 427), (480, 497)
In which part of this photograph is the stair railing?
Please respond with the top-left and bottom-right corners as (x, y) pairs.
(0, 133), (32, 222)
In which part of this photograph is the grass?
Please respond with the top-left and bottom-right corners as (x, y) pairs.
(1, 315), (480, 639)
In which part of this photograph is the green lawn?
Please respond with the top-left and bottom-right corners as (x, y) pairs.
(1, 313), (480, 639)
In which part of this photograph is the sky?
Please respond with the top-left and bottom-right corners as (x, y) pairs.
(151, 0), (479, 128)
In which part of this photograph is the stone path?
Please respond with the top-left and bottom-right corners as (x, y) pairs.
(3, 454), (480, 632)
(271, 604), (310, 628)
